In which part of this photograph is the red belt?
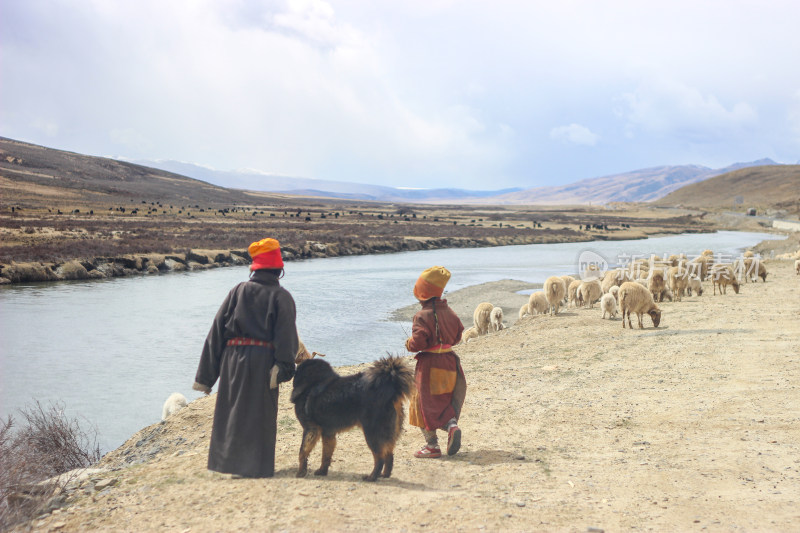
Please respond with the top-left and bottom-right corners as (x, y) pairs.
(226, 337), (273, 347)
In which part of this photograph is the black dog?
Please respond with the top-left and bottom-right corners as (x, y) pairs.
(290, 356), (415, 481)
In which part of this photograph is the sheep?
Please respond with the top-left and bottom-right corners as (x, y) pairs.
(161, 392), (188, 421)
(577, 279), (602, 308)
(543, 276), (566, 315)
(756, 261), (768, 282)
(527, 291), (549, 315)
(689, 255), (713, 280)
(618, 281), (662, 329)
(600, 293), (618, 319)
(743, 250), (754, 258)
(709, 264), (740, 295)
(608, 284), (620, 302)
(460, 326), (479, 344)
(601, 272), (618, 294)
(667, 265), (690, 302)
(647, 270), (668, 302)
(518, 304), (529, 319)
(567, 279), (583, 308)
(686, 274), (703, 296)
(795, 259), (800, 275)
(490, 306), (504, 331)
(560, 275), (576, 304)
(473, 302), (494, 335)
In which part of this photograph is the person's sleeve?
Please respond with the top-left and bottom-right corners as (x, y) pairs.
(272, 290), (299, 382)
(405, 314), (430, 352)
(194, 289), (235, 392)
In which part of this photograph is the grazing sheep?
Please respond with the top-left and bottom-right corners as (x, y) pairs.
(600, 293), (618, 319)
(795, 259), (800, 275)
(710, 264), (740, 295)
(577, 279), (603, 308)
(528, 291), (549, 315)
(609, 285), (620, 302)
(162, 392), (188, 420)
(618, 282), (662, 330)
(667, 265), (690, 302)
(647, 271), (668, 302)
(518, 304), (529, 319)
(601, 272), (619, 294)
(567, 279), (583, 308)
(560, 275), (576, 304)
(686, 274), (703, 296)
(473, 302), (494, 335)
(689, 255), (713, 280)
(634, 278), (648, 288)
(743, 250), (754, 258)
(543, 276), (566, 315)
(460, 326), (479, 344)
(756, 261), (768, 282)
(490, 306), (504, 331)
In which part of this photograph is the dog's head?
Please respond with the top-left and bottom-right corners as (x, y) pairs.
(290, 358), (337, 403)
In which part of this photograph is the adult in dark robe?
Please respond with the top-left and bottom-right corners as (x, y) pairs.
(193, 238), (298, 478)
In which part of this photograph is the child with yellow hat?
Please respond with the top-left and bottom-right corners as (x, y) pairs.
(405, 266), (467, 458)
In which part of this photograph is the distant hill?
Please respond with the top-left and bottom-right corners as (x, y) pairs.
(0, 137), (262, 207)
(133, 159), (522, 202)
(655, 165), (800, 213)
(488, 159), (779, 205)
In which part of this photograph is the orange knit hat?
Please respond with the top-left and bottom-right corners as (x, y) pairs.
(413, 266), (451, 301)
(248, 238), (284, 271)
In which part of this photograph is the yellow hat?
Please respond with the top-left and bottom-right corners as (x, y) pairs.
(413, 266), (451, 301)
(248, 238), (284, 270)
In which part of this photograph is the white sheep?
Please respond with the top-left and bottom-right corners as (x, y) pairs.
(560, 275), (576, 304)
(618, 281), (662, 329)
(527, 291), (549, 315)
(567, 279), (583, 308)
(460, 326), (479, 344)
(686, 274), (703, 296)
(600, 293), (618, 319)
(490, 306), (504, 331)
(473, 302), (494, 335)
(647, 270), (668, 302)
(543, 276), (566, 315)
(577, 279), (603, 308)
(518, 303), (529, 319)
(162, 392), (188, 421)
(608, 284), (620, 302)
(666, 265), (689, 302)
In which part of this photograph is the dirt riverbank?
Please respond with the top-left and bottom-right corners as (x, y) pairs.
(21, 255), (800, 533)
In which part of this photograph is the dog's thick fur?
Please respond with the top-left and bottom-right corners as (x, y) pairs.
(290, 356), (415, 481)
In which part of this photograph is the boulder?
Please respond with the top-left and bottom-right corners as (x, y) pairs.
(55, 261), (90, 280)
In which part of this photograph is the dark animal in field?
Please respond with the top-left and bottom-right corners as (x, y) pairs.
(290, 356), (415, 482)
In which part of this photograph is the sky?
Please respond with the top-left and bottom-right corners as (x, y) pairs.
(2, 0), (799, 190)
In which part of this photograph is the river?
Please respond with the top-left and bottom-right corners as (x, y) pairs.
(0, 230), (783, 451)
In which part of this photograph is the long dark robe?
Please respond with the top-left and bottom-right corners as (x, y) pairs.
(194, 269), (298, 477)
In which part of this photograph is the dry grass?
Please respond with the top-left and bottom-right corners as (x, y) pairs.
(0, 401), (101, 530)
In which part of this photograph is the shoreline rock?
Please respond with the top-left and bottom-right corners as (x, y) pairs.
(0, 228), (714, 285)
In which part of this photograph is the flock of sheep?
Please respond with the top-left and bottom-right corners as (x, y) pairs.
(462, 248), (777, 339)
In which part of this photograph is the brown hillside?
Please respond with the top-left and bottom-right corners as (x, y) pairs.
(655, 165), (800, 214)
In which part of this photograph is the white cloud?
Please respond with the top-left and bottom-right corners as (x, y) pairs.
(620, 76), (758, 142)
(550, 124), (599, 146)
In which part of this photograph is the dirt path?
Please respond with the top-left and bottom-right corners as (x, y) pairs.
(28, 259), (800, 532)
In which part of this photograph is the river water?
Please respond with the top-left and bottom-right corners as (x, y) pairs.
(0, 231), (783, 451)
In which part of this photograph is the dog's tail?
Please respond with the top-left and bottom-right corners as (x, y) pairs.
(362, 356), (415, 405)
